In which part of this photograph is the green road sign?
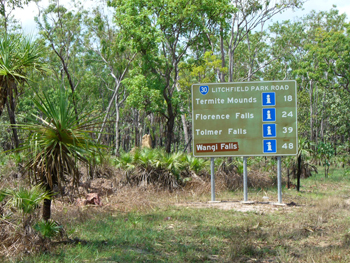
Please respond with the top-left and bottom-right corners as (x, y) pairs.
(192, 80), (298, 157)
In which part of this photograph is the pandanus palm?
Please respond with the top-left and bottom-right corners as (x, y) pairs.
(19, 89), (103, 221)
(0, 33), (47, 147)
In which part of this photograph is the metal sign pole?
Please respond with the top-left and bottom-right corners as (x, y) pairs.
(243, 157), (248, 201)
(211, 157), (215, 201)
(277, 156), (282, 203)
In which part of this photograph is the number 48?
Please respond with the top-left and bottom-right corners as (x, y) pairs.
(282, 143), (293, 149)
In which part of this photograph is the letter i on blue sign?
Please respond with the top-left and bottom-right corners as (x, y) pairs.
(200, 86), (209, 95)
(262, 108), (276, 122)
(262, 92), (275, 106)
(263, 140), (277, 153)
(263, 124), (276, 137)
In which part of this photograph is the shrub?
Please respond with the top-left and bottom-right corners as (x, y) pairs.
(113, 148), (209, 189)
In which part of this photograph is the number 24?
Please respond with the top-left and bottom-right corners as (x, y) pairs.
(282, 111), (293, 117)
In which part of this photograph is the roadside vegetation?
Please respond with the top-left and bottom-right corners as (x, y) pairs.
(1, 0), (350, 262)
(1, 154), (350, 262)
(2, 143), (350, 262)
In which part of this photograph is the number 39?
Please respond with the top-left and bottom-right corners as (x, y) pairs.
(283, 127), (293, 133)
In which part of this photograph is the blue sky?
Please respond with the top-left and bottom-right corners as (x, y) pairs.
(272, 0), (350, 22)
(13, 0), (350, 35)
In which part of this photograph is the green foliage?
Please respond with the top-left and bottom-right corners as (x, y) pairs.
(317, 142), (335, 177)
(317, 142), (335, 167)
(0, 32), (49, 119)
(0, 189), (6, 202)
(114, 152), (135, 171)
(298, 137), (314, 159)
(1, 2), (350, 189)
(109, 0), (235, 153)
(160, 152), (184, 179)
(183, 155), (209, 174)
(113, 148), (208, 187)
(0, 33), (47, 81)
(0, 185), (52, 236)
(1, 184), (50, 215)
(33, 220), (62, 239)
(19, 167), (350, 262)
(0, 0), (32, 18)
(343, 169), (350, 177)
(190, 51), (227, 83)
(18, 88), (104, 191)
(123, 72), (162, 113)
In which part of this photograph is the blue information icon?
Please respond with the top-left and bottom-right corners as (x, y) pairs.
(263, 140), (277, 153)
(262, 92), (276, 106)
(262, 108), (276, 122)
(263, 124), (276, 138)
(199, 86), (209, 95)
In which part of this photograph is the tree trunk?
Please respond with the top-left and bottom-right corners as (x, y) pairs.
(181, 114), (190, 153)
(0, 81), (7, 117)
(150, 113), (157, 148)
(165, 113), (175, 153)
(133, 109), (139, 147)
(175, 80), (190, 153)
(228, 48), (234, 82)
(296, 154), (301, 192)
(0, 81), (19, 148)
(309, 80), (314, 145)
(159, 119), (163, 147)
(42, 181), (52, 221)
(42, 198), (51, 221)
(97, 81), (122, 142)
(219, 24), (226, 82)
(51, 44), (79, 121)
(320, 90), (326, 142)
(115, 95), (120, 155)
(6, 98), (19, 149)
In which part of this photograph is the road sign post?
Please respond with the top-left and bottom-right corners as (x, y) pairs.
(192, 80), (298, 203)
(243, 156), (248, 201)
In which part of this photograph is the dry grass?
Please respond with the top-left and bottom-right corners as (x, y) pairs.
(216, 169), (277, 191)
(41, 191), (350, 263)
(0, 209), (53, 260)
(0, 222), (45, 259)
(2, 158), (350, 262)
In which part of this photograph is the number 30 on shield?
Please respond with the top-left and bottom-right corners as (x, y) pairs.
(199, 86), (209, 95)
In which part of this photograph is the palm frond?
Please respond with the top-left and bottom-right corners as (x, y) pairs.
(15, 88), (103, 191)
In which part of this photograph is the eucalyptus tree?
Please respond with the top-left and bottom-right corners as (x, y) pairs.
(295, 8), (348, 147)
(35, 1), (86, 120)
(229, 29), (271, 81)
(266, 8), (348, 150)
(0, 0), (32, 32)
(308, 20), (350, 149)
(266, 20), (311, 138)
(266, 20), (307, 80)
(84, 4), (136, 154)
(177, 52), (228, 152)
(108, 0), (231, 153)
(311, 20), (350, 93)
(224, 0), (304, 82)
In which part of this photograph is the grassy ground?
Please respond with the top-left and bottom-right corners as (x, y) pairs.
(7, 166), (350, 262)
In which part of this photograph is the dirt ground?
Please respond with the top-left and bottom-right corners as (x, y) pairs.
(67, 177), (301, 214)
(175, 200), (299, 213)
